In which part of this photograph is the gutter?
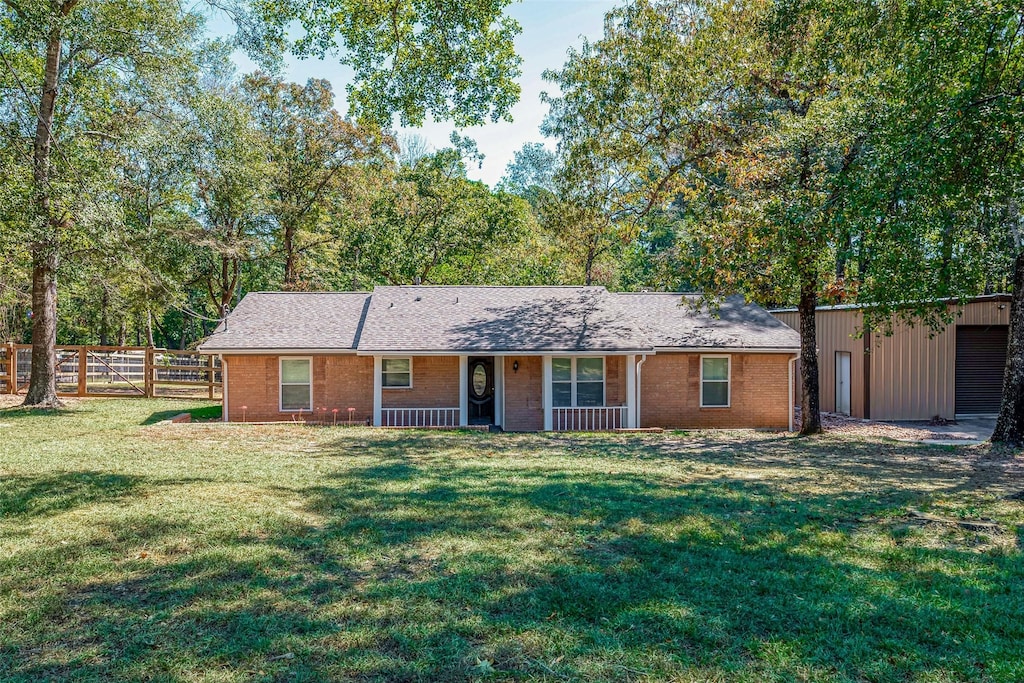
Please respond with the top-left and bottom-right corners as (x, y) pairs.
(221, 354), (228, 423)
(652, 346), (801, 354)
(788, 352), (800, 432)
(636, 354), (648, 428)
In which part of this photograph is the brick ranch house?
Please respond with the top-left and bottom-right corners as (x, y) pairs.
(198, 286), (801, 431)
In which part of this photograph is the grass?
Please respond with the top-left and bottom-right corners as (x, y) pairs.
(1, 398), (1022, 682)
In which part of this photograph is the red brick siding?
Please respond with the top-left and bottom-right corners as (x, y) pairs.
(640, 353), (791, 429)
(224, 354), (373, 423)
(605, 355), (627, 406)
(503, 356), (543, 431)
(381, 356), (460, 409)
(224, 351), (791, 430)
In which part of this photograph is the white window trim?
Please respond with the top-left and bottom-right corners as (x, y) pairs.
(279, 356), (313, 412)
(381, 356), (413, 389)
(551, 356), (606, 408)
(700, 354), (731, 408)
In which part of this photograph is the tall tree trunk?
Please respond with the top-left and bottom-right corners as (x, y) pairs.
(145, 308), (155, 347)
(24, 3), (77, 407)
(99, 288), (110, 346)
(24, 250), (60, 406)
(992, 250), (1024, 444)
(798, 278), (822, 435)
(283, 224), (297, 289)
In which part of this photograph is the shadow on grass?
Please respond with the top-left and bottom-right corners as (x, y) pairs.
(1, 432), (1021, 681)
(140, 405), (221, 425)
(0, 405), (78, 421)
(0, 472), (143, 519)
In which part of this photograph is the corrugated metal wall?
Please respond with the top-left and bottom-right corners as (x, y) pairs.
(772, 309), (866, 417)
(773, 299), (1010, 421)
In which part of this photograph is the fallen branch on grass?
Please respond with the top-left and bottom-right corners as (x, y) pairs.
(906, 508), (1001, 532)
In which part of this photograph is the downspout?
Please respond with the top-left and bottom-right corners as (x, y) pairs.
(221, 354), (228, 423)
(636, 354), (647, 429)
(788, 352), (799, 432)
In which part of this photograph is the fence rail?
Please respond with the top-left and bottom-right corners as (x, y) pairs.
(2, 343), (221, 399)
(553, 406), (628, 431)
(381, 407), (461, 428)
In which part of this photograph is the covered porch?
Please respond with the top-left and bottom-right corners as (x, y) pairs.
(370, 354), (640, 431)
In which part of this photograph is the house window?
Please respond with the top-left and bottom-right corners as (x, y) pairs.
(701, 356), (730, 407)
(381, 358), (412, 388)
(280, 358), (312, 411)
(552, 357), (605, 407)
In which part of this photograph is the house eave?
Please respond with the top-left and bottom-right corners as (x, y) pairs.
(354, 348), (655, 356)
(198, 347), (357, 355)
(652, 346), (801, 353)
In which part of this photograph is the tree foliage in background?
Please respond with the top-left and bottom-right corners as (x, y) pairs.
(240, 0), (523, 127)
(242, 73), (397, 290)
(1, 0), (205, 406)
(1, 0), (526, 406)
(342, 148), (535, 286)
(540, 0), (1024, 437)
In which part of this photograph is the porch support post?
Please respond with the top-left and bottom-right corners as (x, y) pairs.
(459, 355), (469, 426)
(372, 356), (382, 427)
(542, 355), (553, 431)
(494, 355), (504, 428)
(625, 354), (636, 428)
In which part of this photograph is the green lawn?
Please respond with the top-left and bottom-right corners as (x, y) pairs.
(1, 399), (1022, 682)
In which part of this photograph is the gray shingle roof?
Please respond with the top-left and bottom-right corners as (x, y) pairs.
(621, 293), (801, 349)
(358, 286), (652, 353)
(199, 288), (800, 353)
(199, 292), (370, 351)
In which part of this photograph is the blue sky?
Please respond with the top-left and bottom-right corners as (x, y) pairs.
(207, 1), (617, 187)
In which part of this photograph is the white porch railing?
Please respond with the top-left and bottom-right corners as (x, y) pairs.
(381, 407), (461, 427)
(553, 406), (628, 431)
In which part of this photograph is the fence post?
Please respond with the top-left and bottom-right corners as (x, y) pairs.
(77, 346), (88, 397)
(7, 342), (14, 394)
(207, 353), (215, 399)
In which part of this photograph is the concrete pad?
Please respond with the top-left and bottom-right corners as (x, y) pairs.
(892, 416), (995, 443)
(921, 439), (987, 446)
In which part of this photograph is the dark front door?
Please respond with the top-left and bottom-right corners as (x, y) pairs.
(468, 357), (495, 424)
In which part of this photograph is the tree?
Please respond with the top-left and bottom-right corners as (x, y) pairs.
(242, 73), (396, 290)
(185, 85), (271, 314)
(342, 148), (532, 285)
(497, 142), (557, 204)
(5, 0), (524, 407)
(1, 0), (203, 406)
(841, 1), (1024, 441)
(248, 0), (522, 127)
(542, 0), (885, 433)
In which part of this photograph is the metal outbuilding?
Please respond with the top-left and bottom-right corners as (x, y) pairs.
(771, 295), (1011, 421)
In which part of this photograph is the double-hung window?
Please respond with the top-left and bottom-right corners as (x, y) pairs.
(552, 357), (605, 407)
(280, 358), (312, 411)
(381, 358), (412, 388)
(700, 356), (730, 407)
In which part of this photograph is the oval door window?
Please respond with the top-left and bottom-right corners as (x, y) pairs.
(471, 363), (488, 398)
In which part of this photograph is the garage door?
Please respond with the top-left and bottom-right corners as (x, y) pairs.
(955, 325), (1008, 415)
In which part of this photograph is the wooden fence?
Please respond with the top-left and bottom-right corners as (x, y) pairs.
(1, 343), (221, 399)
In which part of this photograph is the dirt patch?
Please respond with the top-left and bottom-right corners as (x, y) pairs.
(797, 408), (981, 442)
(0, 395), (84, 410)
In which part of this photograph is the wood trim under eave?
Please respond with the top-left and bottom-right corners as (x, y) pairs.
(653, 347), (802, 353)
(200, 348), (359, 355)
(355, 349), (656, 357)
